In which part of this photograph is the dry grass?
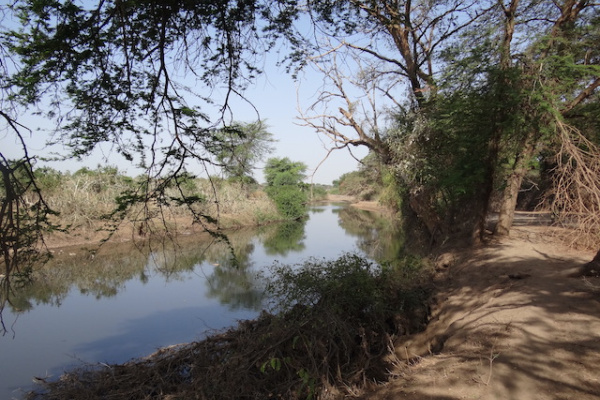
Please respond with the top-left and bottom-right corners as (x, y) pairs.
(27, 298), (428, 400)
(34, 174), (280, 243)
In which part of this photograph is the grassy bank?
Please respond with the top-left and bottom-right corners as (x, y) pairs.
(25, 167), (287, 248)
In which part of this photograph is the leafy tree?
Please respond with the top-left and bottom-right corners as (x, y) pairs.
(264, 157), (308, 220)
(336, 152), (383, 201)
(264, 157), (307, 188)
(451, 0), (600, 241)
(375, 0), (600, 244)
(1, 0), (599, 276)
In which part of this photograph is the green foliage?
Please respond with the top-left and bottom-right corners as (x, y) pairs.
(256, 253), (431, 398)
(32, 167), (63, 193)
(308, 184), (327, 200)
(378, 168), (404, 212)
(265, 185), (307, 220)
(264, 157), (308, 220)
(4, 0), (295, 164)
(264, 157), (307, 187)
(265, 253), (430, 319)
(1, 158), (57, 300)
(336, 152), (383, 200)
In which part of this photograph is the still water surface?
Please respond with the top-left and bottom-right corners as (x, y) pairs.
(1, 203), (402, 399)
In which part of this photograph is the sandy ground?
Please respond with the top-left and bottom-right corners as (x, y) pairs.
(325, 194), (385, 212)
(362, 224), (600, 400)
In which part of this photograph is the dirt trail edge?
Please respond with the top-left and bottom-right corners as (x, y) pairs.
(363, 226), (600, 400)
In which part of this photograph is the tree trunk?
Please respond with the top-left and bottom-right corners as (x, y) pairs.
(495, 137), (536, 236)
(573, 249), (600, 277)
(472, 0), (520, 243)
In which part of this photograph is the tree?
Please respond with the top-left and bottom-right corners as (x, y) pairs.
(264, 157), (308, 220)
(0, 0), (306, 288)
(295, 1), (494, 241)
(378, 0), (599, 244)
(212, 121), (274, 183)
(1, 0), (599, 271)
(297, 0), (486, 163)
(488, 0), (600, 237)
(264, 157), (307, 188)
(1, 0), (305, 226)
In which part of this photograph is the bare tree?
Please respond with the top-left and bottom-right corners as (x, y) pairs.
(297, 42), (403, 166)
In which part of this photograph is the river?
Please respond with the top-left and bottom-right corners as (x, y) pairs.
(0, 203), (403, 399)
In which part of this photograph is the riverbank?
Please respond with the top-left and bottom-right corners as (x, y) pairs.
(362, 225), (600, 399)
(324, 194), (391, 213)
(42, 195), (386, 250)
(26, 207), (600, 399)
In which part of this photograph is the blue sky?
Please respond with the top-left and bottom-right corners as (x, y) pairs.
(218, 64), (370, 184)
(1, 61), (368, 185)
(0, 7), (378, 185)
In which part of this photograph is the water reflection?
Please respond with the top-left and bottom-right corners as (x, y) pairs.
(204, 238), (264, 311)
(261, 219), (307, 256)
(336, 206), (405, 263)
(0, 205), (402, 322)
(0, 203), (406, 399)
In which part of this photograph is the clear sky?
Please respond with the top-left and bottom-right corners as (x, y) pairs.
(217, 63), (370, 185)
(1, 60), (368, 185)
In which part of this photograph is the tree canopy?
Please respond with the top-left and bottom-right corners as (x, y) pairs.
(264, 157), (308, 220)
(1, 0), (599, 280)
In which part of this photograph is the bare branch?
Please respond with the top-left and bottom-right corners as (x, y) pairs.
(550, 120), (600, 248)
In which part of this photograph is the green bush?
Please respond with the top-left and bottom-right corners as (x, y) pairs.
(257, 253), (432, 398)
(266, 253), (430, 322)
(265, 185), (307, 220)
(264, 157), (308, 220)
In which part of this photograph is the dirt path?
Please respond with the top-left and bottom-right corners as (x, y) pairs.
(363, 225), (600, 400)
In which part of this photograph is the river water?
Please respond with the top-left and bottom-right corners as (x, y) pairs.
(0, 203), (403, 399)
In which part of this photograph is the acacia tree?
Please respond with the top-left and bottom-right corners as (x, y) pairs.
(488, 0), (600, 237)
(0, 0), (304, 325)
(0, 0), (304, 285)
(212, 120), (275, 183)
(415, 0), (599, 244)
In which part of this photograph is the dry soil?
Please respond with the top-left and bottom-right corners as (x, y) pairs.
(362, 223), (600, 400)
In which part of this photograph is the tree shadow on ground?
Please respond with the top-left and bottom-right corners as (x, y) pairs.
(362, 233), (600, 399)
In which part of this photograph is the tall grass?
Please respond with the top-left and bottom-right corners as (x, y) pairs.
(29, 168), (281, 238)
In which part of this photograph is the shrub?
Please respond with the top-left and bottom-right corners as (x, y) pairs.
(264, 157), (309, 220)
(266, 253), (429, 320)
(256, 253), (432, 398)
(265, 185), (307, 220)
